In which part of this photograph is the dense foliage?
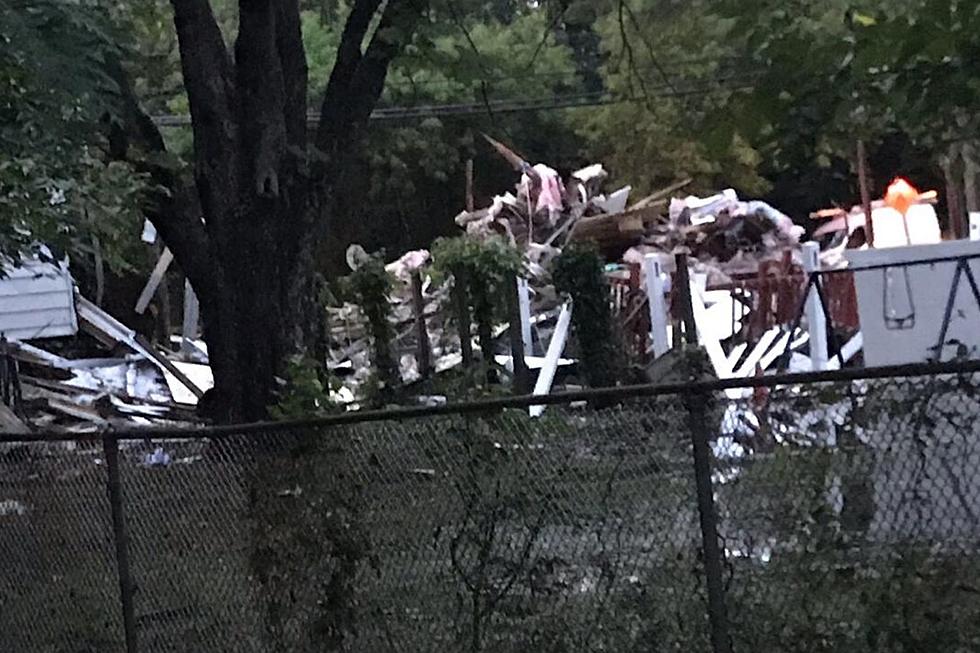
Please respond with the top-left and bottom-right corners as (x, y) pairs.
(349, 252), (399, 397)
(552, 243), (622, 389)
(0, 0), (150, 275)
(6, 0), (978, 276)
(431, 235), (523, 368)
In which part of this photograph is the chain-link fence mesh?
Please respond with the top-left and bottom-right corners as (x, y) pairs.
(2, 368), (980, 652)
(0, 438), (123, 652)
(712, 371), (980, 651)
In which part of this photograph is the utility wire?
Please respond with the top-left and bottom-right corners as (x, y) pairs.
(152, 75), (760, 127)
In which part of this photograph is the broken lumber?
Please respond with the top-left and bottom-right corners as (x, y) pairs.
(134, 248), (174, 315)
(77, 296), (205, 400)
(530, 302), (572, 418)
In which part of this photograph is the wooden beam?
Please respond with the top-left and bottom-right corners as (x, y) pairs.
(134, 248), (174, 315)
(530, 302), (572, 418)
(134, 334), (205, 400)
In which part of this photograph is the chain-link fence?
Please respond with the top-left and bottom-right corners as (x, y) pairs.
(3, 361), (980, 652)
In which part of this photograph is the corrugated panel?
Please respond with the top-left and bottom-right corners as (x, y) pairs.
(0, 257), (77, 340)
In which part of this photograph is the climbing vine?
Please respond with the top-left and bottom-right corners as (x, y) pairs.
(269, 355), (334, 419)
(552, 243), (622, 389)
(349, 252), (399, 400)
(431, 236), (523, 372)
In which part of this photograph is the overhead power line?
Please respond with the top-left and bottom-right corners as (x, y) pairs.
(151, 76), (760, 127)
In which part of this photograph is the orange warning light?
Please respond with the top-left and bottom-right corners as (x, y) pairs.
(885, 177), (919, 216)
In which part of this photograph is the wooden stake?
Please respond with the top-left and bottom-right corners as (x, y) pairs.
(181, 279), (200, 357)
(507, 278), (530, 394)
(944, 146), (969, 239)
(465, 158), (475, 213)
(454, 271), (473, 368)
(410, 272), (432, 379)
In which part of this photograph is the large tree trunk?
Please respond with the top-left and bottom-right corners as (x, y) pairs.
(159, 0), (424, 422)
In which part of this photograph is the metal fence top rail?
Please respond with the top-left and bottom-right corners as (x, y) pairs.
(3, 358), (980, 443)
(820, 250), (980, 275)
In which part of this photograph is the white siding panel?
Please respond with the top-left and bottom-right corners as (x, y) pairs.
(0, 257), (78, 340)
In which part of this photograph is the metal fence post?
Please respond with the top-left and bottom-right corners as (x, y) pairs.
(103, 434), (139, 653)
(685, 391), (733, 653)
(674, 252), (698, 345)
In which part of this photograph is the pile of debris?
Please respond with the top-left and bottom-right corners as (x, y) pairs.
(326, 248), (462, 403)
(1, 252), (211, 433)
(632, 189), (805, 271)
(320, 135), (817, 403)
(454, 135), (805, 281)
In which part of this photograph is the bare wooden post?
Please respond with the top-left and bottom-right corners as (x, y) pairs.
(685, 390), (733, 653)
(674, 253), (697, 345)
(857, 140), (876, 246)
(943, 147), (969, 239)
(410, 271), (432, 379)
(507, 278), (530, 394)
(135, 248), (175, 315)
(465, 158), (475, 213)
(103, 434), (138, 653)
(454, 270), (473, 368)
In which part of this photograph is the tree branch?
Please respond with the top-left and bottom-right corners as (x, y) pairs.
(102, 55), (218, 307)
(316, 0), (428, 164)
(314, 0), (385, 153)
(275, 0), (309, 150)
(170, 0), (237, 149)
(169, 0), (240, 244)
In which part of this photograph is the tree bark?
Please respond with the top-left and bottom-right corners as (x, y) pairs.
(943, 146), (968, 240)
(963, 141), (980, 216)
(856, 140), (875, 247)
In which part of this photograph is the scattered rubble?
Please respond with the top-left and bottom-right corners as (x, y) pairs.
(2, 136), (909, 428)
(323, 135), (832, 404)
(2, 280), (210, 433)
